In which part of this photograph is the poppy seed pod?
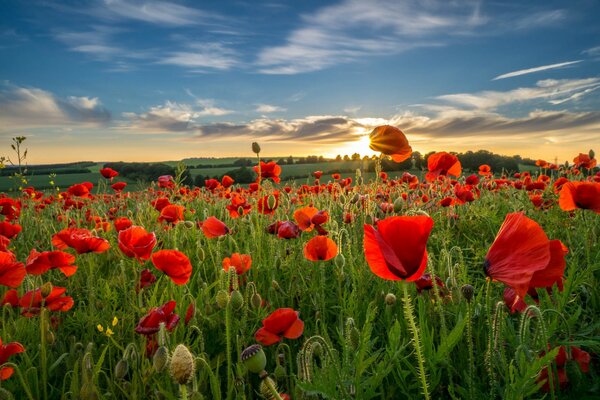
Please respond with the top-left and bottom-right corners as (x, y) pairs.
(252, 142), (261, 154)
(169, 344), (195, 385)
(461, 284), (475, 302)
(241, 344), (267, 374)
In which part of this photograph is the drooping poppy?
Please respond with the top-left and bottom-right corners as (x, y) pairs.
(484, 212), (550, 298)
(135, 300), (180, 336)
(368, 125), (412, 162)
(222, 253), (252, 275)
(151, 250), (192, 285)
(158, 175), (175, 189)
(52, 228), (110, 254)
(426, 152), (462, 182)
(0, 251), (26, 288)
(100, 167), (119, 180)
(111, 182), (127, 192)
(185, 302), (195, 325)
(221, 175), (235, 188)
(363, 216), (433, 281)
(255, 308), (304, 346)
(19, 286), (74, 317)
(118, 225), (157, 261)
(137, 268), (157, 291)
(158, 204), (185, 224)
(558, 182), (600, 214)
(0, 337), (25, 380)
(277, 221), (301, 239)
(528, 240), (567, 290)
(303, 236), (337, 261)
(313, 171), (323, 179)
(25, 249), (77, 277)
(200, 216), (229, 238)
(254, 161), (282, 184)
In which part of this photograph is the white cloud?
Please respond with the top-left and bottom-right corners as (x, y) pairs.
(98, 0), (217, 26)
(344, 106), (362, 114)
(256, 104), (287, 113)
(492, 60), (583, 80)
(159, 43), (239, 70)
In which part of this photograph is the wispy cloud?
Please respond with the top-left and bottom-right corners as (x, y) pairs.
(583, 45), (600, 59)
(159, 43), (239, 71)
(256, 104), (286, 113)
(0, 84), (110, 130)
(492, 60), (583, 80)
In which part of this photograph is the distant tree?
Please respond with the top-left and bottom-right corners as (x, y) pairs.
(343, 155), (350, 161)
(318, 156), (325, 162)
(412, 151), (423, 170)
(233, 158), (252, 167)
(335, 155), (342, 161)
(287, 155), (294, 165)
(362, 155), (370, 161)
(277, 158), (286, 165)
(351, 153), (361, 161)
(223, 167), (255, 184)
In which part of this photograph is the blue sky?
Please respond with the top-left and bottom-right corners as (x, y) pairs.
(0, 0), (599, 163)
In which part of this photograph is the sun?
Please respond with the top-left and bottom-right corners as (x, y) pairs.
(333, 134), (378, 158)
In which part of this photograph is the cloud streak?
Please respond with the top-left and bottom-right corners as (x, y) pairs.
(492, 60), (583, 80)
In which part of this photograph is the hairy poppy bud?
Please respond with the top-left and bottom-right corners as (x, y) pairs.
(216, 290), (229, 309)
(115, 359), (129, 380)
(0, 387), (14, 400)
(46, 329), (56, 345)
(385, 293), (397, 306)
(230, 290), (244, 311)
(241, 344), (267, 374)
(334, 254), (345, 268)
(170, 344), (195, 385)
(267, 195), (277, 210)
(461, 284), (475, 302)
(271, 280), (280, 291)
(260, 377), (279, 398)
(590, 149), (595, 160)
(274, 364), (286, 380)
(393, 197), (404, 212)
(40, 282), (53, 298)
(252, 142), (261, 154)
(251, 292), (262, 309)
(153, 346), (169, 373)
(183, 220), (194, 229)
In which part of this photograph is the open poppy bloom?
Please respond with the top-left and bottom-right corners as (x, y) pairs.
(158, 204), (185, 224)
(135, 300), (180, 335)
(255, 308), (304, 346)
(478, 164), (492, 176)
(364, 216), (433, 281)
(67, 182), (94, 198)
(157, 175), (175, 189)
(118, 226), (157, 261)
(151, 250), (192, 285)
(0, 251), (26, 288)
(19, 286), (74, 317)
(573, 153), (597, 169)
(484, 213), (551, 298)
(52, 228), (110, 254)
(294, 206), (318, 231)
(558, 182), (600, 214)
(303, 236), (337, 261)
(0, 337), (25, 380)
(111, 182), (127, 192)
(114, 217), (133, 232)
(25, 249), (77, 277)
(226, 194), (252, 218)
(369, 125), (412, 163)
(0, 222), (22, 239)
(221, 175), (235, 188)
(200, 216), (229, 238)
(100, 167), (119, 180)
(426, 152), (462, 182)
(222, 253), (252, 275)
(254, 161), (282, 184)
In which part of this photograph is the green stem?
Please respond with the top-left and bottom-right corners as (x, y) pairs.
(263, 377), (284, 400)
(40, 307), (48, 400)
(466, 301), (475, 400)
(402, 284), (430, 400)
(179, 383), (188, 399)
(225, 300), (233, 399)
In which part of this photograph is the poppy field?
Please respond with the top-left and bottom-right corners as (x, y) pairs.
(0, 127), (599, 399)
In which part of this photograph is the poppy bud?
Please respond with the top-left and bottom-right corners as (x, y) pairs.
(230, 290), (244, 311)
(189, 392), (203, 400)
(252, 142), (261, 154)
(0, 387), (14, 400)
(274, 364), (286, 380)
(40, 282), (53, 298)
(241, 344), (267, 374)
(461, 284), (475, 302)
(272, 280), (281, 291)
(267, 194), (277, 210)
(183, 220), (194, 229)
(334, 254), (345, 269)
(393, 197), (404, 212)
(46, 329), (56, 345)
(385, 293), (397, 306)
(590, 149), (595, 160)
(115, 359), (129, 380)
(197, 247), (205, 262)
(170, 344), (195, 385)
(79, 384), (99, 400)
(153, 346), (169, 373)
(248, 291), (261, 308)
(238, 206), (245, 216)
(216, 290), (229, 309)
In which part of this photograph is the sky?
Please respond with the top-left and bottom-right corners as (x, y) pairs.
(0, 0), (599, 164)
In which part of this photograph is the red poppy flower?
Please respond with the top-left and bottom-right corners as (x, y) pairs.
(135, 300), (180, 336)
(0, 337), (25, 380)
(19, 286), (74, 317)
(465, 174), (480, 185)
(503, 287), (528, 313)
(303, 236), (337, 261)
(205, 179), (221, 191)
(0, 198), (20, 221)
(185, 302), (195, 325)
(52, 228), (110, 254)
(415, 273), (445, 294)
(114, 217), (133, 232)
(222, 253), (252, 275)
(111, 182), (127, 192)
(151, 250), (192, 285)
(573, 153), (597, 169)
(138, 268), (157, 291)
(571, 346), (591, 373)
(100, 167), (119, 180)
(484, 212), (551, 298)
(332, 173), (341, 180)
(1, 289), (18, 307)
(313, 171), (323, 179)
(426, 152), (462, 182)
(478, 164), (492, 176)
(226, 194), (252, 218)
(0, 222), (21, 239)
(158, 204), (185, 224)
(258, 192), (280, 215)
(558, 182), (600, 214)
(528, 240), (567, 290)
(25, 249), (77, 277)
(221, 175), (235, 188)
(254, 161), (282, 184)
(0, 251), (26, 288)
(368, 125), (412, 162)
(200, 216), (229, 238)
(277, 221), (300, 239)
(255, 308), (304, 346)
(364, 216), (433, 281)
(118, 226), (157, 261)
(67, 182), (94, 198)
(294, 206), (318, 231)
(151, 197), (171, 211)
(158, 175), (175, 189)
